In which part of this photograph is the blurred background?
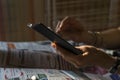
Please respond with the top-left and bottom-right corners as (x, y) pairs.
(0, 0), (120, 41)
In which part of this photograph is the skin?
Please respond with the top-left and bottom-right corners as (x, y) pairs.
(52, 43), (116, 70)
(56, 16), (120, 49)
(52, 16), (120, 72)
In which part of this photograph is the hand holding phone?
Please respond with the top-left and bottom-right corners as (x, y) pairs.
(28, 23), (83, 55)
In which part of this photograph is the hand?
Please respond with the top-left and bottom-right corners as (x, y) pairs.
(56, 16), (89, 42)
(52, 43), (116, 70)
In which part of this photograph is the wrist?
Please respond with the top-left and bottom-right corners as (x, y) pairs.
(105, 57), (117, 70)
(96, 54), (116, 71)
(86, 31), (104, 47)
(80, 31), (94, 44)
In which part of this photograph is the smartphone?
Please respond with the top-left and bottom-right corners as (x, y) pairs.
(28, 23), (83, 55)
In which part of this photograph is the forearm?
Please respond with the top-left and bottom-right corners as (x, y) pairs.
(83, 27), (120, 49)
(99, 27), (120, 49)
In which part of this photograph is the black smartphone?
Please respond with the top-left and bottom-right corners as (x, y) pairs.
(28, 23), (83, 55)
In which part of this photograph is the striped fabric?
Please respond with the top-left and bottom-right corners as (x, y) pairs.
(0, 41), (77, 71)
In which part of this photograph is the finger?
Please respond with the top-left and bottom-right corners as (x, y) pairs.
(56, 16), (71, 32)
(55, 44), (76, 58)
(51, 42), (56, 48)
(55, 17), (70, 37)
(52, 43), (87, 68)
(55, 21), (61, 33)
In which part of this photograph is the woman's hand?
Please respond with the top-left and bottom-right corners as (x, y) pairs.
(56, 16), (90, 42)
(52, 43), (116, 70)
